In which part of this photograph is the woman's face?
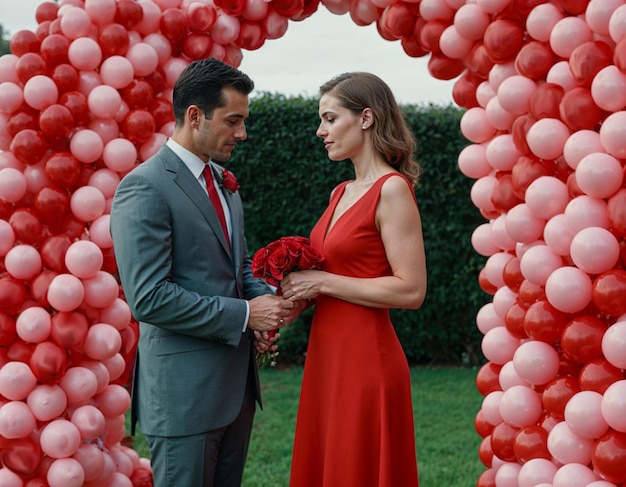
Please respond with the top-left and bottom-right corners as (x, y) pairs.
(316, 93), (363, 161)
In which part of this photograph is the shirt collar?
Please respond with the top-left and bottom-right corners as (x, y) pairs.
(166, 138), (210, 180)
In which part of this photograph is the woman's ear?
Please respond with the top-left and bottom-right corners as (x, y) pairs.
(361, 108), (374, 129)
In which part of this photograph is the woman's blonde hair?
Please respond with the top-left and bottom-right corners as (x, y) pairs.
(319, 72), (422, 187)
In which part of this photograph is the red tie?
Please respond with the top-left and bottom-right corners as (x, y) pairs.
(203, 165), (230, 248)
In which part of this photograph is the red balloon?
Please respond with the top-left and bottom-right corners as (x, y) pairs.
(529, 82), (564, 120)
(30, 270), (58, 307)
(51, 63), (80, 94)
(39, 234), (72, 272)
(114, 0), (144, 29)
(614, 38), (626, 73)
(1, 437), (42, 476)
(478, 267), (497, 295)
(484, 20), (524, 63)
(475, 410), (495, 438)
(608, 189), (626, 238)
(380, 2), (415, 39)
(518, 279), (545, 307)
(401, 27), (430, 59)
(513, 425), (550, 463)
(61, 215), (86, 240)
(579, 358), (625, 394)
(237, 23), (264, 52)
(39, 104), (74, 142)
(542, 375), (580, 420)
(7, 108), (40, 138)
(214, 0), (246, 15)
(511, 155), (551, 200)
(491, 172), (523, 213)
(160, 8), (189, 41)
(515, 41), (554, 80)
(552, 0), (587, 15)
(188, 3), (217, 32)
(40, 34), (70, 67)
(44, 152), (80, 188)
(36, 1), (59, 23)
(59, 91), (90, 127)
(9, 208), (44, 245)
(122, 79), (154, 110)
(477, 468), (496, 487)
(419, 20), (447, 53)
(490, 422), (519, 462)
(504, 300), (528, 339)
(558, 350), (583, 378)
(569, 41), (614, 87)
(122, 109), (156, 145)
(561, 315), (607, 364)
(452, 71), (480, 110)
(465, 44), (494, 80)
(428, 52), (466, 81)
(10, 30), (41, 57)
(15, 52), (48, 84)
(148, 97), (174, 130)
(476, 362), (502, 396)
(479, 435), (493, 467)
(593, 430), (626, 484)
(10, 129), (48, 165)
(511, 114), (537, 155)
(272, 0), (305, 17)
(98, 23), (130, 57)
(30, 340), (68, 384)
(7, 340), (33, 363)
(34, 186), (71, 231)
(0, 312), (17, 347)
(502, 257), (523, 292)
(50, 311), (89, 349)
(0, 277), (28, 314)
(559, 86), (603, 131)
(144, 68), (168, 96)
(523, 300), (567, 344)
(593, 270), (626, 316)
(182, 32), (215, 60)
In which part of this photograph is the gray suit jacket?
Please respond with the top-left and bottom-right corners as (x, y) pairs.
(110, 145), (271, 437)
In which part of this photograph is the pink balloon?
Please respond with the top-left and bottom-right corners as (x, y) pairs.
(461, 107), (497, 143)
(23, 75), (58, 110)
(505, 204), (545, 244)
(126, 42), (159, 77)
(547, 421), (594, 465)
(73, 443), (105, 481)
(552, 463), (598, 487)
(0, 167), (27, 202)
(4, 244), (42, 280)
(70, 129), (104, 163)
(519, 244), (563, 286)
(570, 227), (620, 275)
(68, 37), (102, 71)
(88, 168), (120, 198)
(89, 117), (120, 145)
(481, 390), (504, 425)
(586, 0), (624, 37)
(486, 134), (521, 171)
(103, 352), (126, 381)
(602, 321), (626, 369)
(71, 404), (106, 439)
(550, 16), (593, 58)
(476, 303), (504, 334)
(525, 176), (569, 220)
(47, 273), (85, 312)
(527, 118), (571, 160)
(95, 384), (131, 417)
(40, 419), (82, 458)
(472, 223), (499, 257)
(470, 175), (497, 213)
(601, 380), (626, 432)
(88, 85), (123, 119)
(59, 366), (98, 405)
(547, 60), (578, 92)
(591, 66), (626, 112)
(563, 129), (605, 170)
(211, 13), (241, 45)
(16, 306), (51, 343)
(0, 468), (23, 486)
(545, 266), (593, 313)
(70, 185), (106, 222)
(499, 384), (542, 427)
(47, 457), (85, 487)
(439, 25), (473, 59)
(65, 240), (103, 279)
(0, 220), (15, 257)
(0, 81), (23, 114)
(84, 0), (117, 26)
(564, 195), (609, 233)
(497, 75), (537, 115)
(0, 400), (37, 438)
(82, 270), (119, 308)
(499, 361), (528, 390)
(89, 214), (114, 249)
(0, 54), (19, 84)
(60, 6), (94, 40)
(600, 111), (626, 159)
(143, 33), (173, 65)
(140, 132), (168, 160)
(483, 251), (515, 288)
(102, 137), (137, 172)
(99, 56), (134, 91)
(0, 361), (37, 400)
(162, 57), (189, 88)
(99, 298), (131, 331)
(481, 327), (521, 365)
(518, 458), (558, 487)
(609, 4), (626, 43)
(513, 340), (560, 385)
(84, 323), (122, 360)
(492, 286), (517, 318)
(564, 390), (608, 439)
(27, 384), (68, 422)
(81, 360), (110, 394)
(494, 462), (522, 487)
(490, 215), (516, 251)
(454, 3), (490, 40)
(476, 81), (496, 108)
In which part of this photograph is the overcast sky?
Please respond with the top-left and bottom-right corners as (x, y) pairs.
(2, 0), (458, 106)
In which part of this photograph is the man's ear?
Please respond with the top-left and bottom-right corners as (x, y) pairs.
(188, 105), (202, 129)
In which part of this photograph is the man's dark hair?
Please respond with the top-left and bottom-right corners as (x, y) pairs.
(172, 58), (254, 125)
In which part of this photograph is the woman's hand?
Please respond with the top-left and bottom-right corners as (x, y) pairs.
(254, 330), (280, 354)
(281, 270), (324, 301)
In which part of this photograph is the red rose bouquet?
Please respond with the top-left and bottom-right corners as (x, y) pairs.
(251, 236), (325, 366)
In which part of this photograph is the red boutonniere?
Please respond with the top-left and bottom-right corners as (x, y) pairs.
(251, 236), (325, 366)
(220, 169), (240, 194)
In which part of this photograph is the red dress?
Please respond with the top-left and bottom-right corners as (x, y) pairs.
(289, 174), (420, 487)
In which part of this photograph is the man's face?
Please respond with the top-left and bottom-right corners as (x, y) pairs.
(193, 86), (249, 163)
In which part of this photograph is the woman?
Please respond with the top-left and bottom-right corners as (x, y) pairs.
(281, 72), (427, 487)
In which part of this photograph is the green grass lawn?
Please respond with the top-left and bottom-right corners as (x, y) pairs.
(129, 366), (484, 487)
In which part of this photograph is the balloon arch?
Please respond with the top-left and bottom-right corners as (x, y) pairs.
(1, 0), (626, 485)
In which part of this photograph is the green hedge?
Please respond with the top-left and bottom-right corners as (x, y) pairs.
(231, 94), (487, 365)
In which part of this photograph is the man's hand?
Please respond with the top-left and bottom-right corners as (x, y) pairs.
(247, 294), (293, 332)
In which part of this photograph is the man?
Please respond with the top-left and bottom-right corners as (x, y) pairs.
(110, 58), (293, 486)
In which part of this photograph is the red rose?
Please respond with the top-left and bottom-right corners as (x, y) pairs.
(266, 246), (296, 282)
(220, 169), (240, 193)
(298, 244), (324, 269)
(130, 466), (154, 487)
